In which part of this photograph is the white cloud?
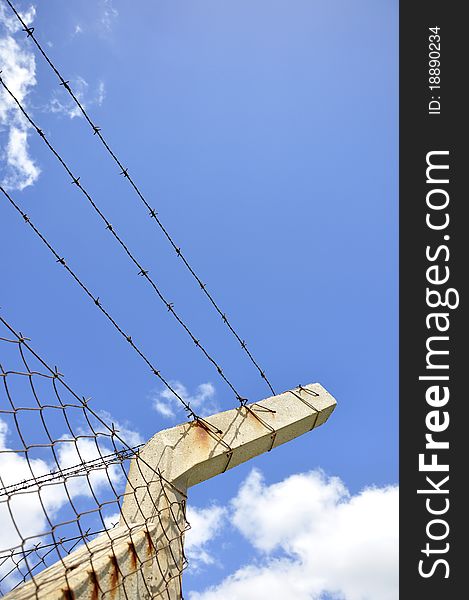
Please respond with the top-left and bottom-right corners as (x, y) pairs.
(101, 0), (118, 31)
(96, 80), (105, 105)
(189, 469), (398, 600)
(3, 126), (40, 189)
(0, 420), (120, 551)
(95, 409), (144, 447)
(54, 436), (124, 498)
(185, 505), (226, 569)
(103, 511), (120, 531)
(0, 419), (69, 590)
(151, 381), (218, 420)
(153, 398), (176, 418)
(0, 419), (7, 446)
(0, 406), (141, 587)
(0, 3), (35, 35)
(47, 76), (106, 120)
(0, 419), (66, 554)
(0, 4), (40, 191)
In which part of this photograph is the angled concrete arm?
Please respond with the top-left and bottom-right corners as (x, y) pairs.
(122, 383), (336, 522)
(7, 384), (336, 600)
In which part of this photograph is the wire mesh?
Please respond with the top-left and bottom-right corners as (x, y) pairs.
(0, 317), (190, 599)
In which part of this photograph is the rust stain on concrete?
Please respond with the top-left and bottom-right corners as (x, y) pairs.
(108, 555), (119, 600)
(144, 530), (155, 558)
(61, 589), (74, 600)
(88, 570), (99, 600)
(127, 542), (138, 572)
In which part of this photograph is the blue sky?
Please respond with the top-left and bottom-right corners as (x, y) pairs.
(0, 1), (398, 598)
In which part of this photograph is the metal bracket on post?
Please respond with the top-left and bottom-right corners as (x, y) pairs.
(5, 383), (336, 600)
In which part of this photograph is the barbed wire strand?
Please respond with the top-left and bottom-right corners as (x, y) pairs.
(0, 193), (199, 419)
(3, 0), (275, 396)
(0, 75), (248, 407)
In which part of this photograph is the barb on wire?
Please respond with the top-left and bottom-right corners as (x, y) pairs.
(0, 316), (190, 597)
(0, 74), (245, 406)
(3, 0), (276, 396)
(0, 187), (197, 419)
(0, 446), (141, 497)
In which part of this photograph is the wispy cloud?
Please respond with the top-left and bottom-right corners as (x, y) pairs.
(151, 381), (218, 419)
(0, 3), (35, 35)
(2, 126), (39, 189)
(189, 469), (399, 600)
(0, 3), (40, 191)
(47, 76), (105, 119)
(101, 0), (118, 31)
(95, 409), (144, 447)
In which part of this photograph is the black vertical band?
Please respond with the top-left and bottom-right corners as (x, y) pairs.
(400, 3), (464, 595)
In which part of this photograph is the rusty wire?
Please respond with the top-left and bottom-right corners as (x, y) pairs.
(0, 316), (191, 598)
(2, 0), (275, 397)
(0, 185), (202, 419)
(0, 73), (247, 407)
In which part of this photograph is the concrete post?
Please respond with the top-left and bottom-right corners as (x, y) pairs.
(6, 383), (336, 600)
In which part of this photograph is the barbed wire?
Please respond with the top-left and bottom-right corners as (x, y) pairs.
(0, 315), (191, 597)
(0, 446), (141, 497)
(0, 188), (203, 418)
(0, 73), (247, 408)
(2, 0), (275, 397)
